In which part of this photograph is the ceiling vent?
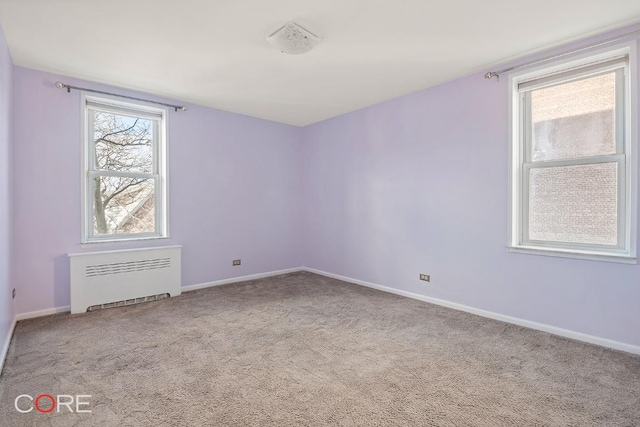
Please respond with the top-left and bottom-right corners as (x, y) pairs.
(267, 21), (320, 55)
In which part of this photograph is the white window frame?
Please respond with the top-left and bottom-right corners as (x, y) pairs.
(508, 41), (638, 263)
(81, 94), (169, 243)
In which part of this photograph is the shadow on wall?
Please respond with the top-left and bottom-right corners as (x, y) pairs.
(53, 254), (70, 309)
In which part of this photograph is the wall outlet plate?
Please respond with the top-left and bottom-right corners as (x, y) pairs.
(232, 259), (241, 266)
(419, 274), (430, 282)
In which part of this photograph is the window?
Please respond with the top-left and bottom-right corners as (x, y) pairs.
(82, 95), (168, 243)
(509, 43), (637, 262)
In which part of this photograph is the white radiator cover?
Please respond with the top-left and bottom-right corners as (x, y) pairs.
(69, 245), (182, 314)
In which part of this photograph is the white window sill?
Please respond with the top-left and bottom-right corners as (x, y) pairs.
(81, 236), (170, 247)
(507, 246), (636, 264)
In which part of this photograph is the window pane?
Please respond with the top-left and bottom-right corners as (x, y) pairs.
(531, 73), (616, 161)
(93, 111), (154, 173)
(528, 163), (618, 245)
(93, 176), (155, 235)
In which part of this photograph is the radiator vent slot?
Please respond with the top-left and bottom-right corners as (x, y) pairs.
(86, 257), (171, 277)
(87, 293), (170, 312)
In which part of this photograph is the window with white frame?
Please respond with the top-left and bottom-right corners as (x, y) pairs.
(82, 95), (168, 243)
(509, 43), (637, 262)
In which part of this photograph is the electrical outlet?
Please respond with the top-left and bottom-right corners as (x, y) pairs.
(232, 259), (241, 266)
(12, 288), (16, 299)
(419, 274), (430, 282)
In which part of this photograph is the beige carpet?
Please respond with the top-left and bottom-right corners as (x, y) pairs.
(0, 271), (639, 426)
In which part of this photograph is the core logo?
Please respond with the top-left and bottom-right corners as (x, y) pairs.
(14, 394), (92, 414)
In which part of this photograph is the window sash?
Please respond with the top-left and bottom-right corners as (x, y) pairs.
(82, 95), (167, 243)
(87, 107), (160, 175)
(517, 61), (628, 252)
(521, 155), (626, 250)
(88, 172), (162, 240)
(521, 67), (625, 164)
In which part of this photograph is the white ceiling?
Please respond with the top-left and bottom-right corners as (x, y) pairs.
(1, 1), (640, 126)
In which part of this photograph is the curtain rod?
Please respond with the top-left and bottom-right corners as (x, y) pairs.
(54, 81), (187, 112)
(484, 28), (640, 80)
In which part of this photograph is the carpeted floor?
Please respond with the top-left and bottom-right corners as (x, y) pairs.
(0, 271), (639, 426)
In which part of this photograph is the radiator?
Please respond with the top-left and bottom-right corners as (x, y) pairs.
(69, 245), (182, 314)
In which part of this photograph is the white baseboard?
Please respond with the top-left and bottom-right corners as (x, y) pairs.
(182, 267), (303, 292)
(0, 317), (17, 376)
(16, 306), (71, 321)
(303, 267), (640, 356)
(10, 267), (637, 356)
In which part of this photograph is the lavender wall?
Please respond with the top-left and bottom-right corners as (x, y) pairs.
(11, 67), (302, 314)
(6, 22), (640, 349)
(301, 29), (640, 347)
(0, 27), (14, 354)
